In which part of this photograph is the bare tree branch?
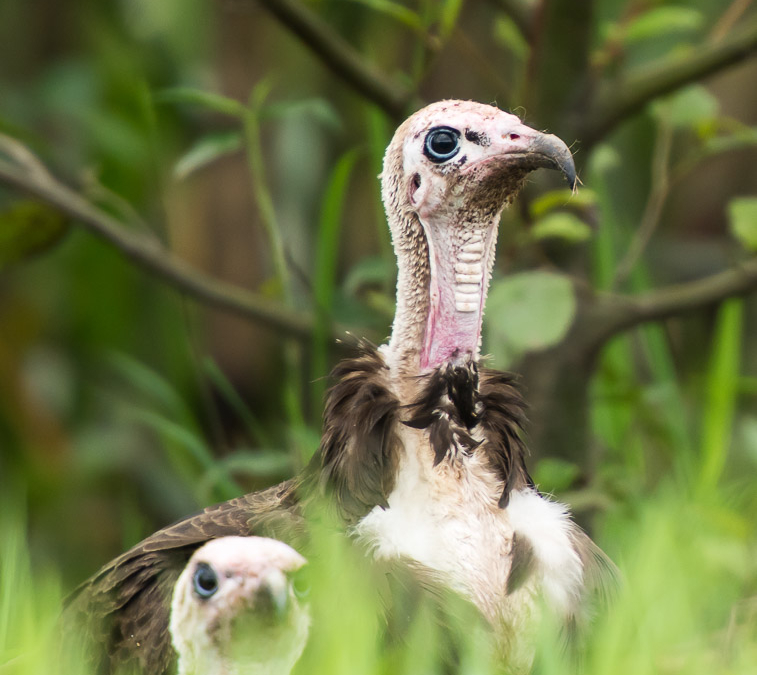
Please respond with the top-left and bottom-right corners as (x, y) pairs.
(0, 137), (316, 341)
(254, 0), (414, 119)
(585, 19), (757, 145)
(591, 257), (757, 345)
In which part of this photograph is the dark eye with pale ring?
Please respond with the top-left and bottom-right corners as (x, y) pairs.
(193, 562), (219, 599)
(424, 127), (461, 163)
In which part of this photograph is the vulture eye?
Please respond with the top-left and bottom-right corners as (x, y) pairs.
(193, 563), (219, 599)
(424, 127), (461, 163)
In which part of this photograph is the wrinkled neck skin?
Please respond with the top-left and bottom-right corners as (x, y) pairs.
(384, 194), (506, 384)
(419, 207), (499, 371)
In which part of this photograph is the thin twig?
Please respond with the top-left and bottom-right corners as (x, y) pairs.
(710, 0), (754, 43)
(0, 142), (316, 340)
(585, 18), (757, 145)
(612, 111), (674, 288)
(0, 133), (54, 183)
(254, 0), (414, 119)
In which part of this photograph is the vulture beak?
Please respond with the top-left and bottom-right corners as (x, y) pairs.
(502, 129), (578, 192)
(258, 569), (291, 620)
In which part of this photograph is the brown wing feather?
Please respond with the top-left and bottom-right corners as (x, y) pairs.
(65, 480), (305, 674)
(317, 343), (402, 524)
(569, 526), (620, 615)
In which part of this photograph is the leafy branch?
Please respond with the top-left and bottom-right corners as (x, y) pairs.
(585, 18), (757, 144)
(249, 0), (756, 153)
(0, 133), (316, 340)
(3, 126), (757, 357)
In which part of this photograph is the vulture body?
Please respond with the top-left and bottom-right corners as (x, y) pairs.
(169, 536), (309, 675)
(67, 100), (612, 674)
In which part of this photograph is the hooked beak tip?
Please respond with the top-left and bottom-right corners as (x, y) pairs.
(502, 130), (578, 191)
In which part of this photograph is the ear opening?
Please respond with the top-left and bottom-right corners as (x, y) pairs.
(408, 173), (421, 204)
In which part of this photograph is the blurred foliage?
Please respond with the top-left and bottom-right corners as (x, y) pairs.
(1, 0), (757, 673)
(0, 202), (70, 269)
(486, 270), (576, 367)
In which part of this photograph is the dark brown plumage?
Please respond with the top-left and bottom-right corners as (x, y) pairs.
(317, 344), (401, 524)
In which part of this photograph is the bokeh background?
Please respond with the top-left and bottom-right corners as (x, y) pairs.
(1, 0), (757, 673)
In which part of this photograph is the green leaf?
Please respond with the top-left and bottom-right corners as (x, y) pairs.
(344, 0), (424, 31)
(532, 458), (581, 493)
(728, 197), (757, 252)
(314, 149), (361, 312)
(529, 188), (597, 219)
(655, 85), (720, 129)
(107, 352), (195, 424)
(343, 255), (394, 297)
(698, 298), (742, 492)
(220, 449), (294, 478)
(173, 130), (243, 180)
(0, 201), (69, 269)
(485, 271), (576, 368)
(438, 0), (464, 39)
(156, 87), (246, 118)
(493, 15), (529, 61)
(588, 144), (621, 176)
(260, 98), (342, 131)
(529, 212), (593, 244)
(129, 409), (214, 469)
(703, 127), (757, 156)
(203, 358), (268, 445)
(312, 148), (361, 398)
(624, 7), (704, 44)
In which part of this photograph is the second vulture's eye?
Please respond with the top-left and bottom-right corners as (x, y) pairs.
(424, 127), (461, 163)
(193, 562), (219, 599)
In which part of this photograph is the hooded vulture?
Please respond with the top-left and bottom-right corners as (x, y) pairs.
(66, 100), (612, 674)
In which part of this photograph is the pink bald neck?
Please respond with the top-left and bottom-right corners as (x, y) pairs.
(419, 212), (499, 370)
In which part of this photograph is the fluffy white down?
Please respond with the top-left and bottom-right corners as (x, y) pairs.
(506, 489), (584, 616)
(353, 434), (584, 624)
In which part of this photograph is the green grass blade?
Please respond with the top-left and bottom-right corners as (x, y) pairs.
(698, 297), (743, 493)
(203, 357), (270, 446)
(311, 148), (360, 404)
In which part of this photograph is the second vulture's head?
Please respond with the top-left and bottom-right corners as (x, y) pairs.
(170, 536), (310, 675)
(381, 100), (576, 374)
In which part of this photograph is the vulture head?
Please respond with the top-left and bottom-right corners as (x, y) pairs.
(170, 536), (310, 675)
(381, 100), (576, 375)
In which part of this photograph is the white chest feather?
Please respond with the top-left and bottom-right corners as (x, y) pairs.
(352, 430), (584, 626)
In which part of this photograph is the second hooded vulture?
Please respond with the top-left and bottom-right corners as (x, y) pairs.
(67, 100), (613, 674)
(169, 536), (310, 675)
